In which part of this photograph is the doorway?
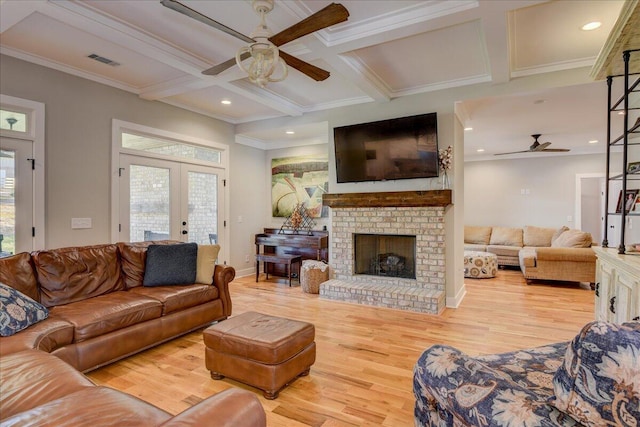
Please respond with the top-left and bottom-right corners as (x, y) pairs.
(0, 137), (33, 256)
(118, 154), (224, 247)
(575, 173), (605, 245)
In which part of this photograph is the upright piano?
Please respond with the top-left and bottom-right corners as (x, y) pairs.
(255, 228), (328, 279)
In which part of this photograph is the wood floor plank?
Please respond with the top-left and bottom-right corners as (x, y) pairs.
(87, 269), (594, 426)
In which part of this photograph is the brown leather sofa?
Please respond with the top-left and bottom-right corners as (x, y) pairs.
(1, 349), (266, 426)
(0, 241), (267, 426)
(0, 241), (234, 372)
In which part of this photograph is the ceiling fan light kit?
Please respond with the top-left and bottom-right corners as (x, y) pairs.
(161, 0), (349, 87)
(236, 0), (288, 87)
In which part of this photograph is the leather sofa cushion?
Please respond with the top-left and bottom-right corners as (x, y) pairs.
(1, 387), (171, 427)
(128, 284), (219, 315)
(523, 225), (556, 247)
(489, 227), (523, 247)
(464, 226), (492, 245)
(0, 317), (74, 356)
(50, 291), (162, 343)
(486, 245), (521, 257)
(118, 240), (176, 289)
(33, 244), (124, 307)
(0, 252), (39, 302)
(0, 349), (94, 420)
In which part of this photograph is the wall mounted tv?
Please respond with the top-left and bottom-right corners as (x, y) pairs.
(333, 112), (438, 183)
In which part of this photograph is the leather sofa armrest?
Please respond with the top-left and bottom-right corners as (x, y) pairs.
(212, 264), (236, 317)
(534, 247), (596, 263)
(159, 388), (266, 427)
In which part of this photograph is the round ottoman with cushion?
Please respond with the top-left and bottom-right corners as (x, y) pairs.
(464, 251), (498, 279)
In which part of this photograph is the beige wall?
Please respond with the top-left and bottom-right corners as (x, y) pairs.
(0, 54), (246, 256)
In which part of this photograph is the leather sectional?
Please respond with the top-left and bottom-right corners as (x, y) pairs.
(0, 241), (266, 426)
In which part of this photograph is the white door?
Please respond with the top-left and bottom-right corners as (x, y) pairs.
(119, 154), (224, 247)
(0, 137), (33, 256)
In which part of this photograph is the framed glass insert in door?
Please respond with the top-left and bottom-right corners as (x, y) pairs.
(0, 137), (33, 257)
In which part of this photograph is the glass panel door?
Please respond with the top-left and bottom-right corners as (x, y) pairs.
(182, 165), (221, 245)
(0, 137), (33, 256)
(119, 155), (224, 249)
(119, 155), (179, 242)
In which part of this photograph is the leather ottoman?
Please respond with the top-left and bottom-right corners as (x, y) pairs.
(203, 311), (316, 399)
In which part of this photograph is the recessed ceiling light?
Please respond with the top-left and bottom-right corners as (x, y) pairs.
(476, 148), (485, 152)
(533, 99), (546, 105)
(581, 21), (601, 31)
(588, 140), (598, 144)
(464, 127), (473, 131)
(285, 130), (295, 135)
(221, 99), (231, 105)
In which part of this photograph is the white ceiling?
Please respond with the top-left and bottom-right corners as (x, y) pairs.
(0, 0), (628, 159)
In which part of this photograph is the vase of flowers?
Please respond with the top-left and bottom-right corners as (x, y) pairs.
(438, 145), (453, 189)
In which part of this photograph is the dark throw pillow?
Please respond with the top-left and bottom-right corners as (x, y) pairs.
(143, 243), (198, 287)
(0, 282), (49, 337)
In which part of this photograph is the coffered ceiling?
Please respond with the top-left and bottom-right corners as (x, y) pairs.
(0, 0), (629, 158)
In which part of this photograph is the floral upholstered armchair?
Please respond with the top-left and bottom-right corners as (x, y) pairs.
(413, 321), (639, 427)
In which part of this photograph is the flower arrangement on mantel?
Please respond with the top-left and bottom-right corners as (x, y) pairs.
(438, 145), (453, 189)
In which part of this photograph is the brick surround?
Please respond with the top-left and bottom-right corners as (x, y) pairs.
(321, 205), (446, 314)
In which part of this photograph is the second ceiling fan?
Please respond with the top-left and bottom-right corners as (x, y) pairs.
(495, 134), (571, 156)
(161, 0), (349, 86)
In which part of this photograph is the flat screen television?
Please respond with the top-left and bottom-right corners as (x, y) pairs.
(333, 113), (439, 183)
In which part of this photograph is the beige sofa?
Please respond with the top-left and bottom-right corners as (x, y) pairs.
(464, 225), (596, 285)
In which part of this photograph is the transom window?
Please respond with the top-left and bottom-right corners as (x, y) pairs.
(122, 132), (221, 164)
(0, 109), (28, 133)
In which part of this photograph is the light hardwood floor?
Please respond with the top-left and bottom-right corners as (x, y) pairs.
(87, 269), (595, 426)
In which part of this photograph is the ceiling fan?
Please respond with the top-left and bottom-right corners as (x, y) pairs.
(160, 0), (349, 85)
(494, 134), (571, 156)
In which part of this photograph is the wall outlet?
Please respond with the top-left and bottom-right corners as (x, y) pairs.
(245, 254), (250, 263)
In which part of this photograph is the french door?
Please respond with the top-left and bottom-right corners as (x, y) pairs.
(0, 137), (33, 256)
(118, 154), (223, 247)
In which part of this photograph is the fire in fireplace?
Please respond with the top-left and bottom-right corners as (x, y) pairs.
(354, 233), (416, 279)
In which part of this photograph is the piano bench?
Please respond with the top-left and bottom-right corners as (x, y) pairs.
(256, 253), (302, 286)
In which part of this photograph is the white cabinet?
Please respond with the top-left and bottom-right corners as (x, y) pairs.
(594, 247), (640, 323)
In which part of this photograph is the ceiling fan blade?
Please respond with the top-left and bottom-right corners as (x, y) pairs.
(494, 150), (531, 156)
(161, 0), (253, 43)
(202, 53), (249, 76)
(279, 51), (329, 81)
(269, 3), (349, 47)
(541, 148), (571, 152)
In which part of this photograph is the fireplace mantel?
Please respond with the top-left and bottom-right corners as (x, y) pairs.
(322, 190), (451, 208)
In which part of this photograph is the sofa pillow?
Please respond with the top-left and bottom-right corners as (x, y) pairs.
(0, 282), (49, 337)
(551, 229), (592, 248)
(489, 227), (523, 247)
(464, 226), (492, 245)
(143, 243), (197, 287)
(550, 321), (640, 426)
(523, 225), (556, 247)
(551, 226), (570, 244)
(195, 244), (220, 284)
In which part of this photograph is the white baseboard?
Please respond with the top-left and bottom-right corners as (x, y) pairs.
(446, 284), (466, 308)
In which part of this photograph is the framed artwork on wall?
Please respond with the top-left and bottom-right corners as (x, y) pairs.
(627, 161), (640, 174)
(271, 154), (329, 218)
(616, 189), (639, 213)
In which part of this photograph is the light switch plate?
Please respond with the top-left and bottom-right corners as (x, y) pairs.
(71, 217), (92, 229)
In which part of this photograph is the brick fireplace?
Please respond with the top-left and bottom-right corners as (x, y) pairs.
(320, 191), (451, 314)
